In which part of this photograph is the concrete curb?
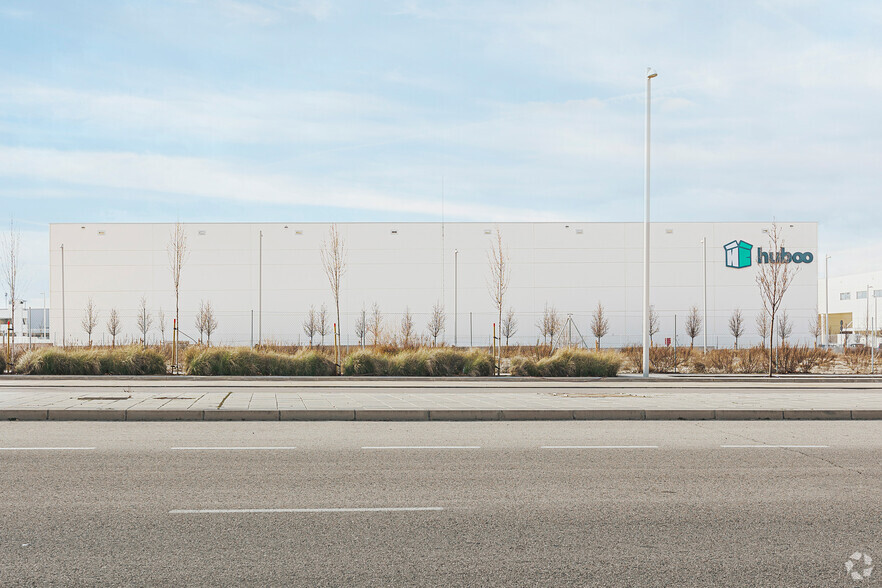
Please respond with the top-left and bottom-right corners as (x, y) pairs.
(2, 408), (882, 421)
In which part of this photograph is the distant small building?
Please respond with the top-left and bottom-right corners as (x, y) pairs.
(819, 271), (882, 346)
(0, 307), (50, 339)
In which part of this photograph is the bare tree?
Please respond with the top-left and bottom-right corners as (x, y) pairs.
(427, 301), (446, 346)
(648, 305), (660, 345)
(368, 303), (383, 346)
(487, 228), (510, 367)
(685, 305), (702, 349)
(317, 303), (329, 346)
(808, 309), (822, 348)
(537, 304), (562, 346)
(167, 223), (188, 366)
(302, 305), (318, 347)
(136, 297), (153, 346)
(320, 224), (346, 344)
(755, 223), (799, 376)
(194, 300), (207, 344)
(106, 308), (121, 348)
(776, 309), (792, 347)
(501, 307), (517, 346)
(1, 220), (21, 364)
(755, 312), (769, 348)
(728, 308), (745, 349)
(591, 301), (610, 348)
(354, 306), (367, 348)
(81, 298), (99, 347)
(158, 308), (166, 344)
(203, 300), (218, 346)
(400, 307), (415, 347)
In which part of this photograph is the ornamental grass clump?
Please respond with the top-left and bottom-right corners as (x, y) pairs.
(510, 348), (621, 377)
(184, 347), (335, 376)
(341, 348), (493, 376)
(15, 346), (166, 375)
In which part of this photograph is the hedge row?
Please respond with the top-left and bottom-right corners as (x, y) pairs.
(183, 347), (336, 376)
(342, 348), (493, 376)
(510, 348), (622, 377)
(15, 347), (167, 375)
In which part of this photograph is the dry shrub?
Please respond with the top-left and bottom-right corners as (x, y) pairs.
(705, 349), (736, 374)
(690, 358), (707, 373)
(620, 346), (642, 372)
(735, 346), (768, 374)
(792, 345), (835, 374)
(843, 347), (872, 374)
(649, 346), (676, 373)
(648, 346), (692, 373)
(619, 345), (692, 373)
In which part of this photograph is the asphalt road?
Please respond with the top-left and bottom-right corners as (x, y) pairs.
(1, 421), (880, 587)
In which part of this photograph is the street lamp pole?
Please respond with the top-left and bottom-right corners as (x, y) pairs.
(825, 255), (831, 346)
(454, 249), (458, 347)
(701, 237), (707, 353)
(642, 67), (657, 378)
(60, 244), (66, 348)
(258, 230), (263, 346)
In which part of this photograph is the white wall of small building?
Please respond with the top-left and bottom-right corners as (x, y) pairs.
(818, 270), (882, 338)
(48, 221), (818, 348)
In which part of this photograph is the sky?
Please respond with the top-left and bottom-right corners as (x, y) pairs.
(1, 0), (881, 303)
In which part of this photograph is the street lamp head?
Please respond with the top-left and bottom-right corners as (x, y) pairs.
(646, 67), (658, 79)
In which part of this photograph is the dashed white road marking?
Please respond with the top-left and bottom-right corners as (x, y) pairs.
(0, 447), (96, 451)
(541, 445), (659, 449)
(171, 446), (298, 450)
(721, 444), (829, 448)
(170, 507), (445, 514)
(361, 446), (481, 450)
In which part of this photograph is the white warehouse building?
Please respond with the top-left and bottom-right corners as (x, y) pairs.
(48, 221), (818, 348)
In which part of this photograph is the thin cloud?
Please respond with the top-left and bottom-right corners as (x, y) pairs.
(0, 146), (556, 222)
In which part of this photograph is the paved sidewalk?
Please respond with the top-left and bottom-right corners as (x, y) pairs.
(2, 379), (882, 420)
